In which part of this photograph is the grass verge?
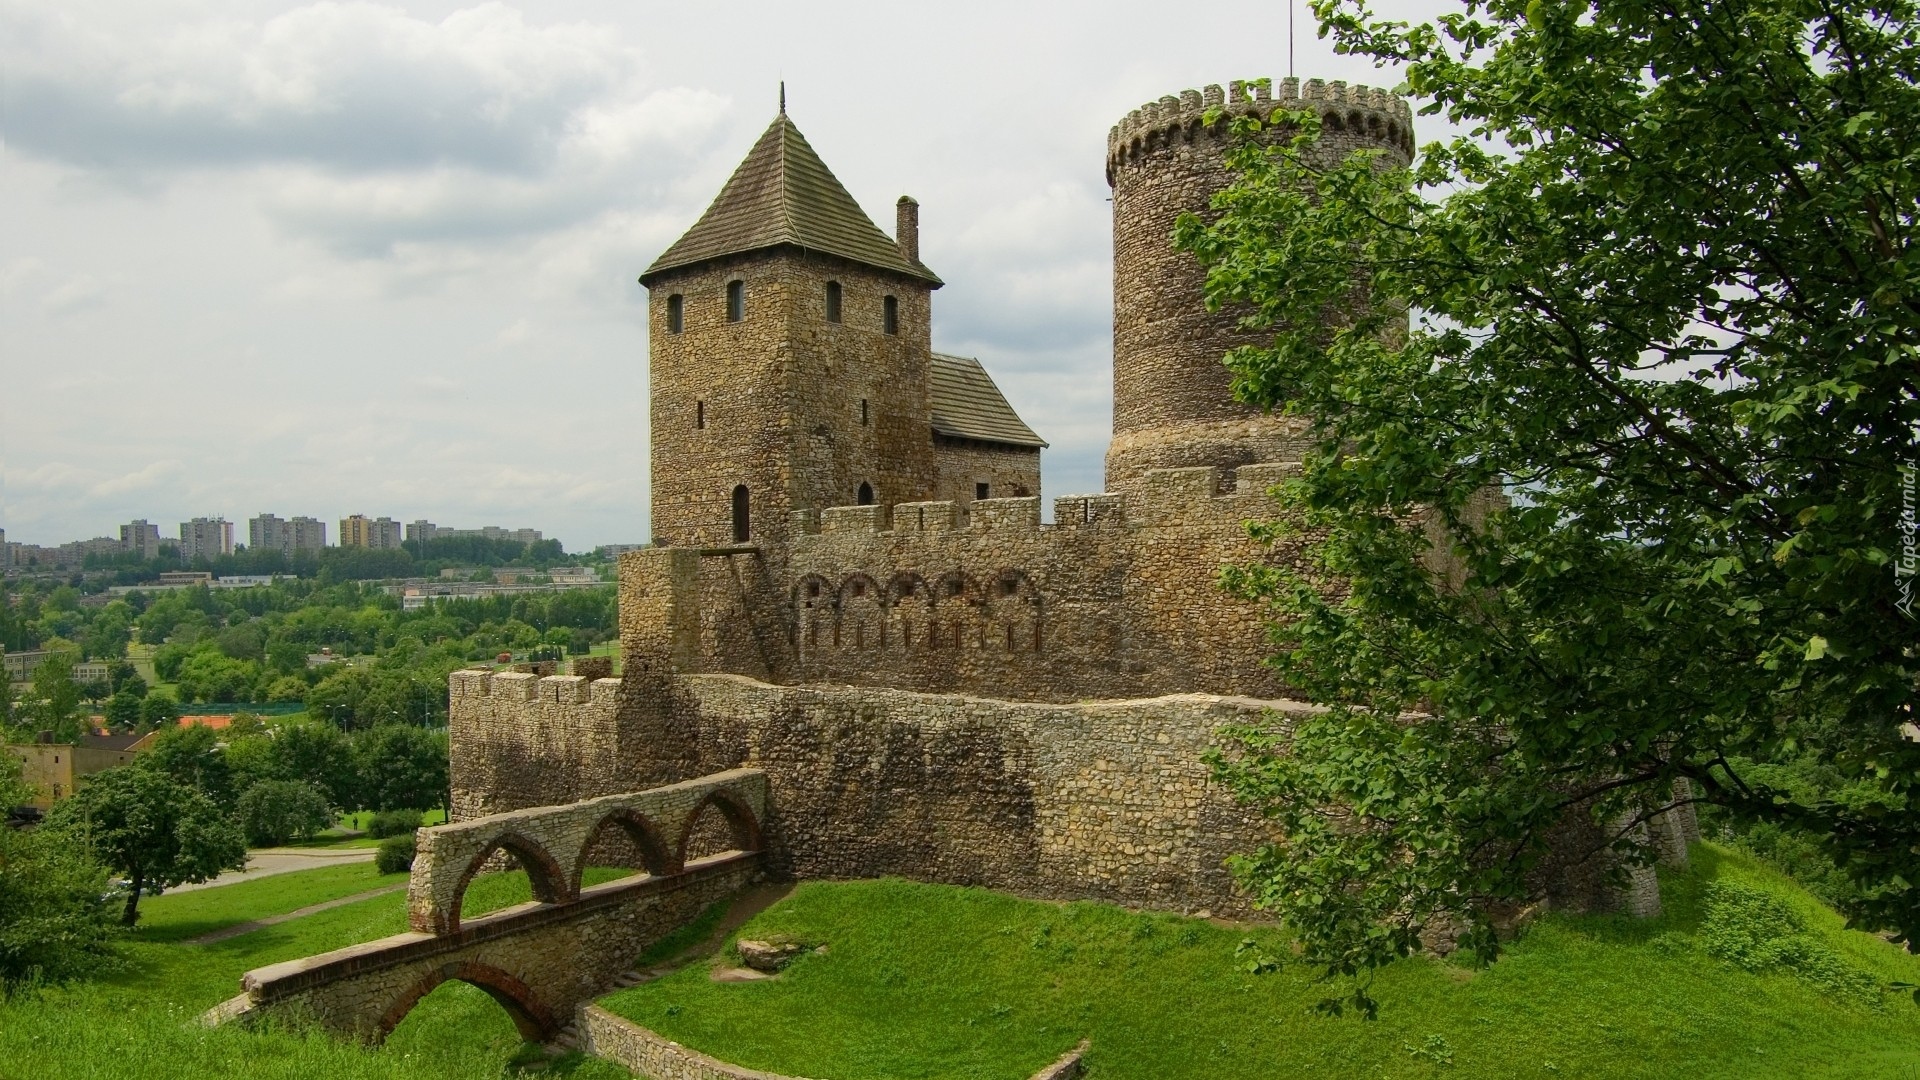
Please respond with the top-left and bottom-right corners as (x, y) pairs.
(601, 844), (1920, 1080)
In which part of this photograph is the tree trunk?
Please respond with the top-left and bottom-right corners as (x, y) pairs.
(121, 871), (144, 926)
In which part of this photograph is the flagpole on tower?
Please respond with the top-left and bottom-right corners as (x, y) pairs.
(1289, 0), (1296, 79)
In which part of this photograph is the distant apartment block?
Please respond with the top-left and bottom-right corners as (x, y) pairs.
(120, 519), (162, 560)
(179, 517), (234, 561)
(250, 513), (328, 555)
(340, 515), (403, 550)
(405, 521), (543, 546)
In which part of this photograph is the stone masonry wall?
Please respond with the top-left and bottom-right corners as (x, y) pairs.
(777, 462), (1308, 702)
(646, 251), (936, 552)
(931, 434), (1041, 507)
(1106, 78), (1412, 491)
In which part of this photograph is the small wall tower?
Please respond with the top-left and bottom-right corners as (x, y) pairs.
(1104, 78), (1413, 491)
(640, 109), (943, 549)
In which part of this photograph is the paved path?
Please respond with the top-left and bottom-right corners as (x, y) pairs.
(187, 882), (409, 945)
(169, 845), (376, 893)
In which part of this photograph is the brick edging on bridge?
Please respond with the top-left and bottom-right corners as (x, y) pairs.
(579, 1005), (1087, 1080)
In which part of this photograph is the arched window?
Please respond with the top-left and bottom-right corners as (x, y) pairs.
(882, 295), (898, 335)
(731, 485), (750, 542)
(857, 482), (874, 505)
(666, 294), (684, 333)
(825, 281), (842, 323)
(727, 281), (744, 322)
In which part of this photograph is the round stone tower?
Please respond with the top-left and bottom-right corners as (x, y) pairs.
(1104, 77), (1413, 491)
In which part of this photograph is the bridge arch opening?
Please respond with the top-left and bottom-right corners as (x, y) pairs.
(378, 961), (558, 1045)
(575, 809), (679, 891)
(450, 831), (571, 932)
(676, 791), (764, 868)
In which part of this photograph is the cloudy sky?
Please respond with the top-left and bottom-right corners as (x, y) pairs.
(1, 0), (1434, 550)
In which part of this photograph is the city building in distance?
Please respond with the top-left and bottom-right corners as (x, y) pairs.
(340, 514), (403, 549)
(178, 517), (234, 561)
(119, 519), (162, 560)
(406, 521), (543, 546)
(249, 513), (328, 555)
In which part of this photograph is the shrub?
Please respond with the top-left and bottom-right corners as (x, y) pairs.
(235, 780), (332, 847)
(366, 809), (423, 839)
(375, 833), (417, 875)
(1699, 881), (1879, 1002)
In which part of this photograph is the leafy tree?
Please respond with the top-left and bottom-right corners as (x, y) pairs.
(1181, 0), (1920, 1007)
(354, 724), (449, 813)
(235, 780), (332, 847)
(103, 690), (144, 732)
(19, 653), (84, 743)
(0, 757), (120, 987)
(138, 724), (234, 808)
(271, 721), (358, 809)
(46, 767), (246, 925)
(137, 693), (181, 731)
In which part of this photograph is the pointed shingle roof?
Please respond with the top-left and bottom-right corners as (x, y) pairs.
(641, 113), (941, 286)
(930, 353), (1048, 449)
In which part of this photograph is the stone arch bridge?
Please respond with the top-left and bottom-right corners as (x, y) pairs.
(209, 769), (767, 1042)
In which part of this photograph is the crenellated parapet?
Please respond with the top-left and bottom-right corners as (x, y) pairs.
(1107, 77), (1413, 181)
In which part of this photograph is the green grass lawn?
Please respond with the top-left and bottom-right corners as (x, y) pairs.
(0, 863), (631, 1079)
(601, 844), (1920, 1080)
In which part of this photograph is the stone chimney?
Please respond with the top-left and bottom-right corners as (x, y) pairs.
(896, 196), (919, 263)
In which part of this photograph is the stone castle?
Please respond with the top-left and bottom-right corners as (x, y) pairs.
(221, 77), (1675, 1049)
(446, 78), (1620, 916)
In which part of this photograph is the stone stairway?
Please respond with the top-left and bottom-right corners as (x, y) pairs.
(544, 967), (669, 1054)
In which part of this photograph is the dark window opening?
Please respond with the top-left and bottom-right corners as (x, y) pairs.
(696, 401), (705, 429)
(666, 294), (684, 333)
(883, 295), (898, 335)
(731, 485), (750, 542)
(1000, 578), (1018, 597)
(727, 280), (744, 322)
(976, 482), (990, 501)
(857, 481), (874, 505)
(825, 281), (842, 322)
(946, 579), (963, 598)
(861, 398), (869, 426)
(807, 581), (821, 598)
(851, 580), (866, 598)
(1005, 626), (1015, 650)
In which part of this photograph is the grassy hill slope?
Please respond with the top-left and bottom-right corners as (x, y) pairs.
(602, 844), (1920, 1080)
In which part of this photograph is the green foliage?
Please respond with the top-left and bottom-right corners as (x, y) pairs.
(15, 652), (85, 743)
(45, 767), (246, 924)
(271, 721), (357, 809)
(137, 692), (181, 731)
(103, 689), (144, 731)
(235, 780), (333, 847)
(139, 725), (235, 808)
(355, 726), (447, 813)
(1179, 0), (1920, 1002)
(367, 808), (424, 839)
(0, 757), (120, 988)
(1698, 881), (1880, 1002)
(374, 832), (416, 875)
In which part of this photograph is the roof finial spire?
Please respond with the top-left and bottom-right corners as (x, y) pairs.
(779, 81), (786, 115)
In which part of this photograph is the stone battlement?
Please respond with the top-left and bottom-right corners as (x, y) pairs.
(789, 462), (1300, 543)
(1107, 78), (1413, 176)
(449, 669), (623, 707)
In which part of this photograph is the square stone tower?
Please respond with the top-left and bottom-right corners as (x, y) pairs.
(639, 109), (946, 549)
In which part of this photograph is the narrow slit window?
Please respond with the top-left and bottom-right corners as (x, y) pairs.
(825, 281), (842, 323)
(666, 294), (684, 333)
(696, 401), (705, 429)
(861, 399), (869, 426)
(883, 295), (898, 335)
(731, 485), (750, 542)
(727, 280), (744, 322)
